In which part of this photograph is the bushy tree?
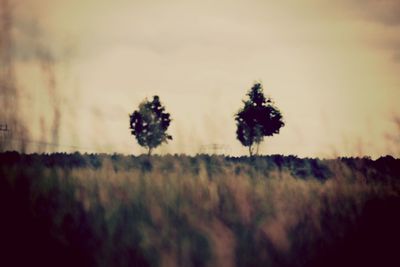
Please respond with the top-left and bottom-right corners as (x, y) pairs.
(235, 82), (284, 156)
(129, 96), (172, 155)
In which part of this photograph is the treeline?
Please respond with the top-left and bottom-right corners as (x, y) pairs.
(1, 151), (399, 181)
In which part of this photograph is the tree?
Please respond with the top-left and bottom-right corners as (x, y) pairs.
(235, 82), (284, 156)
(129, 95), (172, 156)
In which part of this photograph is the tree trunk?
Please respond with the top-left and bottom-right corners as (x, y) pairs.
(147, 147), (152, 157)
(249, 145), (253, 157)
(255, 142), (260, 156)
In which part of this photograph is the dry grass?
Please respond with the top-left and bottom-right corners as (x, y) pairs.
(0, 153), (399, 267)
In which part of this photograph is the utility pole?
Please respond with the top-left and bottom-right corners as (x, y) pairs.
(0, 124), (8, 131)
(1, 0), (22, 152)
(0, 123), (9, 151)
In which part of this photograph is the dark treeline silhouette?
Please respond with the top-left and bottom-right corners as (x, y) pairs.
(1, 152), (399, 181)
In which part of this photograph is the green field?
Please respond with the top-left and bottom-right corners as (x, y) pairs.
(1, 152), (399, 267)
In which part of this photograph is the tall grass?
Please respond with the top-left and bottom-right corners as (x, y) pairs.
(0, 153), (399, 267)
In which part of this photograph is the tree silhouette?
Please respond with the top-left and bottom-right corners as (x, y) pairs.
(235, 82), (284, 156)
(129, 96), (172, 156)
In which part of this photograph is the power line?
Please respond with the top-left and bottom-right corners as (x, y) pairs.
(3, 135), (106, 153)
(199, 143), (231, 155)
(18, 138), (105, 152)
(0, 126), (126, 154)
(2, 130), (233, 156)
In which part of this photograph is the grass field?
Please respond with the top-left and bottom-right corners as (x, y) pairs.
(1, 152), (399, 267)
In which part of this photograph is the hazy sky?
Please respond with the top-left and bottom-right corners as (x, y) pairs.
(7, 0), (400, 157)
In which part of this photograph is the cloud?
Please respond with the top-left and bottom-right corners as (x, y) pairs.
(6, 2), (71, 64)
(383, 38), (400, 63)
(345, 0), (400, 26)
(329, 0), (400, 64)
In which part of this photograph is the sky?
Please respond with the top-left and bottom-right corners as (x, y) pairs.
(2, 0), (400, 157)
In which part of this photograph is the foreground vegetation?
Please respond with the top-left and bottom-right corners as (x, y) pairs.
(1, 152), (399, 267)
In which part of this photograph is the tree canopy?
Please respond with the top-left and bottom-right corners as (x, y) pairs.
(129, 95), (172, 155)
(235, 82), (284, 156)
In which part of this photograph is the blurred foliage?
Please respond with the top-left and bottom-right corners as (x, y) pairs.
(0, 152), (399, 267)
